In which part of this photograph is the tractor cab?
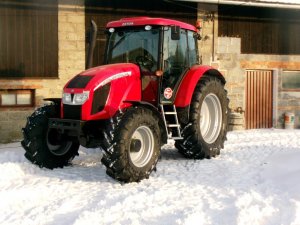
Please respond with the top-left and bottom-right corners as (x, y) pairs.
(104, 17), (200, 105)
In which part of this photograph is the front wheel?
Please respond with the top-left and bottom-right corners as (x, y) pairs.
(21, 104), (79, 169)
(101, 106), (161, 183)
(175, 76), (229, 159)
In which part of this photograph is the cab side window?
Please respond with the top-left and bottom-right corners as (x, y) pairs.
(163, 28), (188, 88)
(187, 30), (198, 67)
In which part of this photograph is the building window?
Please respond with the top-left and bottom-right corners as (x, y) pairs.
(0, 0), (58, 78)
(282, 70), (300, 90)
(0, 89), (35, 107)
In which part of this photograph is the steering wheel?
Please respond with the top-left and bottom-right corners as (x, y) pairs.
(136, 55), (154, 70)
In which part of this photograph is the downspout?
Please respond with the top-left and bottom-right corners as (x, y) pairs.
(212, 12), (215, 62)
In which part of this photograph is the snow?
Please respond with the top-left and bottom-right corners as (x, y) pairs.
(1, 129), (300, 225)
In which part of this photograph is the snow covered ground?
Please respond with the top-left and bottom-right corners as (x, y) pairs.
(1, 129), (300, 225)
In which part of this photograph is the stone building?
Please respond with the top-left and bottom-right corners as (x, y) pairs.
(194, 0), (300, 130)
(0, 0), (300, 143)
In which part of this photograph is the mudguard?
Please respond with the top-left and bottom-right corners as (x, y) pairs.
(174, 65), (225, 107)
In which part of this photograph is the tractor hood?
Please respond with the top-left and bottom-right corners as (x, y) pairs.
(64, 63), (140, 92)
(62, 63), (142, 120)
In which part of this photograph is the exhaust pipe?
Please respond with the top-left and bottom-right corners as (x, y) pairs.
(86, 20), (98, 69)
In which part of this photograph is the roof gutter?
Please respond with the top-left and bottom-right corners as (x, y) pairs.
(175, 0), (300, 9)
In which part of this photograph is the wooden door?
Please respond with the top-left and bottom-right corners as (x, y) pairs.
(245, 70), (273, 129)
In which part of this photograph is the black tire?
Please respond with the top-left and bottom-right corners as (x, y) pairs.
(100, 106), (161, 183)
(21, 104), (79, 169)
(175, 76), (229, 159)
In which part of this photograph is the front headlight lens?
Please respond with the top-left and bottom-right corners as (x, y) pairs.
(62, 91), (89, 105)
(74, 91), (89, 105)
(62, 93), (72, 104)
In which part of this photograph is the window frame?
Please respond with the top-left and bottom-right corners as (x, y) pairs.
(0, 89), (35, 108)
(281, 70), (300, 92)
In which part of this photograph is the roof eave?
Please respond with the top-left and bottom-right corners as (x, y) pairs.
(175, 0), (300, 9)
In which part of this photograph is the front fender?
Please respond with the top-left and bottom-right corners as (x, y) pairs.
(174, 65), (225, 107)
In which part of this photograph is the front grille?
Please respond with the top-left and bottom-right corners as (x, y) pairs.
(63, 104), (81, 120)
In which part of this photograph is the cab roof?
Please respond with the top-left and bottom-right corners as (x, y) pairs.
(106, 17), (197, 32)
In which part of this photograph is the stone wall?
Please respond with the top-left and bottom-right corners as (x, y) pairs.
(0, 0), (85, 143)
(197, 3), (300, 130)
(198, 4), (246, 130)
(240, 55), (300, 128)
(215, 39), (300, 129)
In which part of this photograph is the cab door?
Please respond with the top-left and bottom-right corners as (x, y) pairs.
(160, 29), (198, 104)
(160, 28), (188, 104)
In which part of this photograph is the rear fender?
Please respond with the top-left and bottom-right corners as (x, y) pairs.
(174, 65), (225, 107)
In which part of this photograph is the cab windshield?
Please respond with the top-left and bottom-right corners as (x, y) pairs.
(106, 27), (160, 73)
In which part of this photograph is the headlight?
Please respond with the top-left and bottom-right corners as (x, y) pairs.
(62, 91), (89, 105)
(62, 93), (72, 104)
(74, 91), (89, 105)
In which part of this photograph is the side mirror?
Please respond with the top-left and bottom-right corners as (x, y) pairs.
(171, 25), (180, 40)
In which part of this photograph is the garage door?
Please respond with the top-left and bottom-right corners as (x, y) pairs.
(245, 70), (273, 129)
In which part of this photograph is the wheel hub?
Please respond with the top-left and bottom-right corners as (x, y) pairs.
(46, 129), (72, 156)
(130, 139), (142, 152)
(200, 93), (222, 144)
(129, 126), (154, 168)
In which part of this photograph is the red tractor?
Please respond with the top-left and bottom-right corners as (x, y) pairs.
(21, 17), (229, 182)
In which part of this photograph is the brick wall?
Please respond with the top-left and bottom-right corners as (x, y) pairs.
(0, 0), (85, 143)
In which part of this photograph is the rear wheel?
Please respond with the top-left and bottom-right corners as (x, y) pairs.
(175, 76), (229, 159)
(21, 104), (79, 169)
(100, 106), (160, 183)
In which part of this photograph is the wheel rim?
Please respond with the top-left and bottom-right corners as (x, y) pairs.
(46, 129), (72, 156)
(200, 93), (222, 144)
(129, 126), (154, 168)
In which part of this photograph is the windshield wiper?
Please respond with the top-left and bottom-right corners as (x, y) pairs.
(111, 32), (132, 51)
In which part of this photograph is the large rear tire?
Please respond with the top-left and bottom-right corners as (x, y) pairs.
(100, 106), (161, 183)
(21, 104), (79, 169)
(175, 76), (229, 159)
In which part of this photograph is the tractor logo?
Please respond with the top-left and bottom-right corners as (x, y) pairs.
(122, 22), (134, 26)
(164, 87), (173, 99)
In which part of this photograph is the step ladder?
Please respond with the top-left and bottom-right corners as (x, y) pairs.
(160, 104), (183, 140)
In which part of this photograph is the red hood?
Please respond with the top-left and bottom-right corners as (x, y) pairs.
(64, 63), (140, 92)
(81, 63), (140, 90)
